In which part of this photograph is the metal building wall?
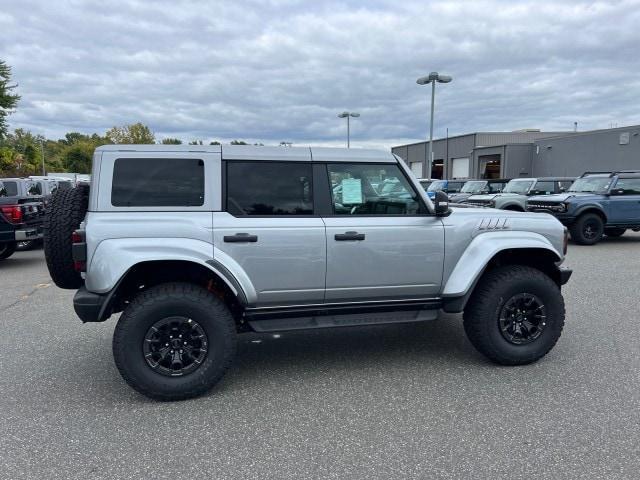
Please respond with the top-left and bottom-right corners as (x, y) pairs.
(533, 126), (640, 176)
(504, 144), (535, 178)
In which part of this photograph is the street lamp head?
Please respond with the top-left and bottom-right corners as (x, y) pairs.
(338, 112), (350, 118)
(417, 72), (452, 85)
(349, 112), (360, 118)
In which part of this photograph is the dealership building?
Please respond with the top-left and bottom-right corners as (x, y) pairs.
(392, 124), (640, 180)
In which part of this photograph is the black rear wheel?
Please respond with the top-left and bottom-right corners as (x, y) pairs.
(569, 213), (604, 245)
(113, 282), (237, 401)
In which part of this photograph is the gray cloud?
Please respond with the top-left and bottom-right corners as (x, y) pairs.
(2, 0), (640, 149)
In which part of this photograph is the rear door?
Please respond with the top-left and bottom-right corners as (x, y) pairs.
(321, 162), (444, 302)
(213, 158), (326, 306)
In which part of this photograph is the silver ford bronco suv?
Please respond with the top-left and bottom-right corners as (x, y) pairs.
(44, 145), (572, 401)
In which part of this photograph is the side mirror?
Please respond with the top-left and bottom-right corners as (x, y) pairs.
(434, 190), (450, 216)
(611, 188), (625, 196)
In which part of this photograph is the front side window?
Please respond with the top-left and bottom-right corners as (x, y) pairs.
(226, 161), (313, 215)
(558, 180), (573, 192)
(503, 180), (534, 194)
(489, 181), (506, 193)
(613, 178), (640, 195)
(328, 163), (421, 215)
(112, 158), (205, 207)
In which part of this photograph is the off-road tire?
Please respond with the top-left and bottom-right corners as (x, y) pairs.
(112, 282), (237, 401)
(43, 184), (89, 288)
(605, 227), (626, 238)
(569, 213), (604, 245)
(463, 265), (565, 365)
(0, 242), (16, 260)
(503, 205), (524, 211)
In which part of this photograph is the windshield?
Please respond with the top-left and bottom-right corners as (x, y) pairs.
(503, 180), (534, 194)
(427, 180), (447, 192)
(568, 176), (612, 193)
(460, 181), (487, 193)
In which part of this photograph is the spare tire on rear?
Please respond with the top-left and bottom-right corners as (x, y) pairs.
(44, 184), (89, 289)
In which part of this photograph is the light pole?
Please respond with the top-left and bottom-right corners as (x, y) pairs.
(337, 111), (360, 148)
(417, 72), (452, 178)
(40, 140), (45, 175)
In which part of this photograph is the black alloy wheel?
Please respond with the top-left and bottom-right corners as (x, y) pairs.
(143, 316), (208, 377)
(498, 293), (546, 345)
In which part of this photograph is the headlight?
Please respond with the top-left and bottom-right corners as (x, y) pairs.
(560, 203), (568, 212)
(489, 200), (496, 207)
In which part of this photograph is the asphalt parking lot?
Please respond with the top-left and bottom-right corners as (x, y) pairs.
(2, 236), (640, 480)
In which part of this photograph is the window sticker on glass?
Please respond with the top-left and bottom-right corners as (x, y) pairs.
(341, 178), (363, 204)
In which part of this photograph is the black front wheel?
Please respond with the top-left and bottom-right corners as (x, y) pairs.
(113, 282), (237, 401)
(463, 265), (565, 365)
(569, 213), (604, 245)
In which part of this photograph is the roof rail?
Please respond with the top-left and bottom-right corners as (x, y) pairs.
(616, 170), (640, 174)
(580, 171), (614, 177)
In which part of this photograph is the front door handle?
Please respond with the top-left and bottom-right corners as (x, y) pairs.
(335, 231), (365, 241)
(224, 233), (258, 243)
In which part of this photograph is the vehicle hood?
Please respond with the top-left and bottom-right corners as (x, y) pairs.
(528, 192), (598, 202)
(466, 193), (522, 201)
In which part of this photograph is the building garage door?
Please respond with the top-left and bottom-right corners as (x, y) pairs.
(451, 157), (469, 178)
(409, 161), (423, 177)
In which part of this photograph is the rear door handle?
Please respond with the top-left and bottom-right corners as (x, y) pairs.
(224, 233), (258, 243)
(335, 231), (365, 241)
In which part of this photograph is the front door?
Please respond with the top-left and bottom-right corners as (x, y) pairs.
(322, 162), (444, 302)
(607, 177), (640, 225)
(214, 160), (326, 306)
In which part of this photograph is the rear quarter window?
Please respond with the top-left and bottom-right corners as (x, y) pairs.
(111, 158), (205, 207)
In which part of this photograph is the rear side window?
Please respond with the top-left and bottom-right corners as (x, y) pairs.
(112, 158), (205, 207)
(2, 181), (18, 196)
(226, 161), (313, 215)
(27, 182), (42, 195)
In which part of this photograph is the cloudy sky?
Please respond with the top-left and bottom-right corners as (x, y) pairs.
(2, 0), (640, 149)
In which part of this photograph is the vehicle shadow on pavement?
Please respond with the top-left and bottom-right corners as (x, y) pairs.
(1, 256), (46, 268)
(219, 314), (482, 392)
(62, 314), (482, 404)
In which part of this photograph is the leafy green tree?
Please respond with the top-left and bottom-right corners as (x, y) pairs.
(0, 60), (20, 138)
(210, 141), (221, 145)
(106, 122), (155, 144)
(189, 140), (203, 145)
(230, 140), (247, 145)
(161, 138), (182, 144)
(63, 143), (94, 173)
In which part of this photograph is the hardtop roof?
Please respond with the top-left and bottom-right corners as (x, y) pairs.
(95, 144), (396, 163)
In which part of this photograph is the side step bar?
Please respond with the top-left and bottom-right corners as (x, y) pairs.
(244, 299), (441, 333)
